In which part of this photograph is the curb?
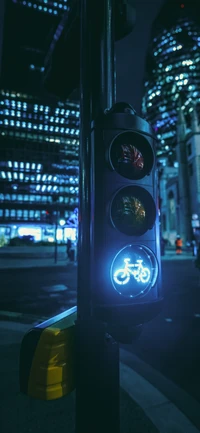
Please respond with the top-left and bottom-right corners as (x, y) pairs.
(0, 310), (48, 325)
(120, 361), (200, 433)
(1, 313), (200, 432)
(0, 260), (77, 271)
(120, 349), (200, 432)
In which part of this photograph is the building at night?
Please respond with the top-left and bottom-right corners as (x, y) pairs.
(0, 0), (80, 243)
(142, 0), (200, 161)
(159, 105), (200, 246)
(142, 0), (200, 246)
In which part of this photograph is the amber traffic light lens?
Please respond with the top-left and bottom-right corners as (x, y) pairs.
(110, 186), (156, 236)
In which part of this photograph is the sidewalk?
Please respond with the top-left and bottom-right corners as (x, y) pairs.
(1, 320), (200, 433)
(0, 320), (158, 433)
(0, 257), (69, 269)
(162, 249), (196, 260)
(0, 248), (196, 270)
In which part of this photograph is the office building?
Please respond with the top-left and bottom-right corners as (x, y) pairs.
(0, 0), (80, 243)
(142, 0), (200, 160)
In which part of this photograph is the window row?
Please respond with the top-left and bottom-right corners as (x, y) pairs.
(0, 195), (79, 203)
(0, 130), (80, 145)
(0, 209), (71, 220)
(0, 120), (79, 136)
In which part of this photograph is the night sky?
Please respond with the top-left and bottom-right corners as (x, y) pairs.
(116, 0), (165, 114)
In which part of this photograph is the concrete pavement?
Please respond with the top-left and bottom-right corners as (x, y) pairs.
(0, 248), (196, 269)
(1, 320), (200, 433)
(1, 249), (200, 432)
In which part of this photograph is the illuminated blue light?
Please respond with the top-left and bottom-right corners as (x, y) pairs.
(114, 259), (150, 285)
(111, 244), (158, 298)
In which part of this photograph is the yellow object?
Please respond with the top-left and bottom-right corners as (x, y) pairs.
(19, 306), (77, 400)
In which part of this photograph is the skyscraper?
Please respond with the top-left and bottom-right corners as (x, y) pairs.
(142, 0), (200, 161)
(0, 0), (80, 243)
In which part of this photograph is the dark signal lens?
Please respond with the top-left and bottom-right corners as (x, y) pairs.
(110, 186), (156, 236)
(109, 131), (154, 180)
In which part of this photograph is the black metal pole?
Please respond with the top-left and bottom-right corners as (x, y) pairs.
(76, 0), (92, 319)
(100, 0), (116, 110)
(75, 1), (119, 433)
(54, 204), (58, 263)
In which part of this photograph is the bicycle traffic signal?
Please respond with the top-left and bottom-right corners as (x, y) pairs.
(91, 102), (163, 335)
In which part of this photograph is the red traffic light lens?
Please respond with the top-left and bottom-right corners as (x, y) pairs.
(110, 186), (156, 236)
(109, 131), (154, 180)
(110, 244), (158, 298)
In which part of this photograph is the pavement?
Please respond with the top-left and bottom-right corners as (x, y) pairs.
(0, 256), (70, 269)
(0, 248), (196, 269)
(1, 248), (200, 432)
(1, 320), (200, 433)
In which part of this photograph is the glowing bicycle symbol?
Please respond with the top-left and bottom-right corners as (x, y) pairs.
(113, 258), (151, 285)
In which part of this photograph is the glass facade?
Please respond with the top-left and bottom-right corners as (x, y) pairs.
(0, 89), (79, 226)
(12, 0), (69, 15)
(0, 0), (80, 241)
(142, 0), (200, 160)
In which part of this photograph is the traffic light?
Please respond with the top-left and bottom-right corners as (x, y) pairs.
(91, 102), (163, 337)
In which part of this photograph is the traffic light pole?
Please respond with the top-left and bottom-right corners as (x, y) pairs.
(75, 1), (119, 433)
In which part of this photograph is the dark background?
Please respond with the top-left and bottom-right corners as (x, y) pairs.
(116, 0), (165, 113)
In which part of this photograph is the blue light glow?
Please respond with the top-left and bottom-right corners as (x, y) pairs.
(111, 244), (158, 298)
(114, 258), (151, 285)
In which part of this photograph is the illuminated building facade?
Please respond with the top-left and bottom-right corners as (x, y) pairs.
(0, 0), (80, 243)
(0, 90), (79, 242)
(160, 106), (200, 246)
(142, 0), (200, 161)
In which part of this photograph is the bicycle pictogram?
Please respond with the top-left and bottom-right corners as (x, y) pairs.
(113, 258), (150, 285)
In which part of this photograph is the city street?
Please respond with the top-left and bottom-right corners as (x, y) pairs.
(0, 263), (77, 318)
(1, 253), (200, 404)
